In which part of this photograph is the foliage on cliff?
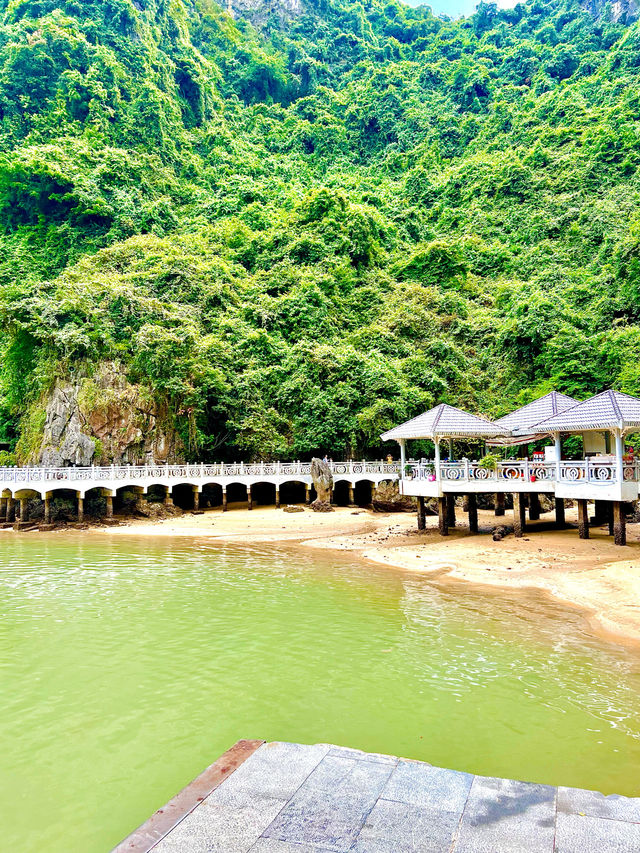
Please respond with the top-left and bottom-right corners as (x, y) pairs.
(1, 0), (640, 459)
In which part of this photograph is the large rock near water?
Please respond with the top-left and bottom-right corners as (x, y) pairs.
(30, 362), (184, 466)
(310, 457), (333, 512)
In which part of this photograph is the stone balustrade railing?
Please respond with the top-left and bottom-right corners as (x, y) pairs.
(405, 459), (640, 485)
(0, 460), (401, 485)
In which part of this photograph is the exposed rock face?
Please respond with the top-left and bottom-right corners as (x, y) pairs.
(226, 0), (304, 25)
(582, 0), (639, 21)
(372, 480), (414, 512)
(32, 363), (184, 466)
(310, 457), (333, 512)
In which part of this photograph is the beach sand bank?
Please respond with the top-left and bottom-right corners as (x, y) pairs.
(99, 501), (640, 646)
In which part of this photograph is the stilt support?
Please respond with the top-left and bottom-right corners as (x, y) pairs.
(529, 493), (540, 521)
(192, 487), (200, 511)
(577, 500), (589, 539)
(446, 494), (456, 528)
(44, 495), (52, 524)
(417, 496), (426, 531)
(247, 486), (252, 511)
(305, 486), (311, 505)
(608, 502), (614, 536)
(348, 485), (355, 507)
(275, 487), (280, 509)
(613, 501), (626, 546)
(77, 496), (84, 523)
(105, 495), (113, 519)
(7, 497), (15, 523)
(494, 492), (505, 517)
(513, 493), (526, 538)
(438, 496), (449, 536)
(467, 493), (478, 535)
(20, 497), (29, 522)
(163, 486), (173, 507)
(555, 497), (565, 528)
(222, 489), (227, 512)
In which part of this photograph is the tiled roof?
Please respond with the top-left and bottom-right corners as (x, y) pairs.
(496, 391), (580, 435)
(530, 390), (640, 432)
(381, 403), (508, 441)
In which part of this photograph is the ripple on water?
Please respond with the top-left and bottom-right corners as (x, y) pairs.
(2, 534), (640, 853)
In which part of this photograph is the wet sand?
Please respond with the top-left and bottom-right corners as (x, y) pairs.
(103, 503), (640, 646)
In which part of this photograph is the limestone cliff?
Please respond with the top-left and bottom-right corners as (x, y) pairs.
(582, 0), (639, 21)
(24, 364), (184, 466)
(223, 0), (304, 25)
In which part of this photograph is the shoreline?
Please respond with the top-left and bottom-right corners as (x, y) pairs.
(24, 502), (640, 648)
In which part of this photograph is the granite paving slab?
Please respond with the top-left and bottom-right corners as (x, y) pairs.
(115, 741), (640, 853)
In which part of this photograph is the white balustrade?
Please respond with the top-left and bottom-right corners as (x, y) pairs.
(402, 458), (634, 486)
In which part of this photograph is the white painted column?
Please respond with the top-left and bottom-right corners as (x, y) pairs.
(615, 429), (624, 484)
(434, 438), (441, 481)
(399, 439), (406, 474)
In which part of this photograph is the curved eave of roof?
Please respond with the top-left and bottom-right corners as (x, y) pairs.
(530, 420), (640, 433)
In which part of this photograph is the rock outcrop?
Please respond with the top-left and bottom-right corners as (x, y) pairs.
(310, 457), (333, 512)
(372, 480), (414, 512)
(28, 363), (184, 466)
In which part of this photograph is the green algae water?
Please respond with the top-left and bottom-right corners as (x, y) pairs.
(3, 534), (640, 852)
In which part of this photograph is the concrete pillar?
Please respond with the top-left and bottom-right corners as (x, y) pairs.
(529, 493), (540, 521)
(555, 497), (565, 528)
(163, 486), (173, 506)
(446, 494), (456, 527)
(613, 501), (626, 546)
(513, 493), (526, 538)
(19, 497), (29, 523)
(577, 499), (589, 539)
(494, 492), (505, 517)
(6, 497), (15, 523)
(44, 495), (52, 524)
(247, 485), (252, 511)
(192, 487), (200, 511)
(348, 485), (355, 507)
(222, 489), (227, 512)
(77, 495), (84, 522)
(305, 485), (311, 505)
(467, 493), (478, 534)
(275, 487), (280, 508)
(438, 496), (449, 536)
(417, 496), (426, 531)
(0, 496), (6, 521)
(105, 495), (113, 519)
(608, 502), (614, 536)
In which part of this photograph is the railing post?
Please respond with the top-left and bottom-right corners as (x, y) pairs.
(524, 458), (530, 482)
(200, 462), (204, 477)
(464, 458), (470, 481)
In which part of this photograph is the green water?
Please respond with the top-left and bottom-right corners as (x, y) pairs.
(3, 534), (640, 852)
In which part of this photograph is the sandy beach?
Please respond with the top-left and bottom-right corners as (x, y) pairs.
(98, 501), (640, 647)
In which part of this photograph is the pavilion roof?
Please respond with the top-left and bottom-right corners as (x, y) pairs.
(496, 391), (580, 436)
(381, 403), (509, 441)
(529, 390), (640, 433)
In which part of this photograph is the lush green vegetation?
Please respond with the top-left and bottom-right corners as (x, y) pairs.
(2, 0), (640, 460)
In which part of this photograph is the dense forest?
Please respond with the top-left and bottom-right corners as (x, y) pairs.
(1, 0), (640, 462)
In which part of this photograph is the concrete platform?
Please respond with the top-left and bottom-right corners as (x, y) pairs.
(115, 741), (640, 853)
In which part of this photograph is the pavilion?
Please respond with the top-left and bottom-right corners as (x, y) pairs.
(381, 389), (640, 546)
(381, 403), (509, 535)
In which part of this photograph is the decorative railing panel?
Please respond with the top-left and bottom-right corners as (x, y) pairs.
(404, 458), (638, 486)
